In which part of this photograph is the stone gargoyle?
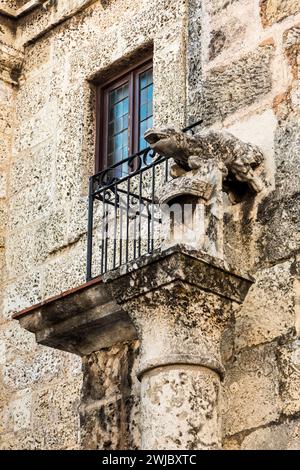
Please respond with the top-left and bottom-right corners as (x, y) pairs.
(144, 127), (265, 196)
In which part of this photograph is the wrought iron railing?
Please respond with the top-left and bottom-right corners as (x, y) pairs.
(86, 121), (202, 281)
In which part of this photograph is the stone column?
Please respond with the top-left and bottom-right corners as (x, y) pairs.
(108, 248), (252, 449)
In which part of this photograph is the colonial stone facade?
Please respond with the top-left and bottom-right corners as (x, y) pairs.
(0, 0), (300, 450)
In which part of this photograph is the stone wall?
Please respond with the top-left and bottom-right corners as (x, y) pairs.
(197, 0), (300, 450)
(0, 0), (191, 450)
(0, 0), (300, 450)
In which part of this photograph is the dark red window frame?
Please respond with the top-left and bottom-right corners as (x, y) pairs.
(95, 57), (153, 173)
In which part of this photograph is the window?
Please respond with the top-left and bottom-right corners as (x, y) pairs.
(96, 59), (153, 174)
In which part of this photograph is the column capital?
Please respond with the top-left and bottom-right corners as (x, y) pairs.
(106, 245), (253, 379)
(106, 245), (253, 305)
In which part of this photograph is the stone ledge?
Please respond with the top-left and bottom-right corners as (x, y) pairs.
(14, 277), (137, 355)
(14, 245), (253, 357)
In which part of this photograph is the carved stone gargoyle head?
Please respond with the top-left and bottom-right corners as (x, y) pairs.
(144, 128), (191, 171)
(144, 127), (266, 201)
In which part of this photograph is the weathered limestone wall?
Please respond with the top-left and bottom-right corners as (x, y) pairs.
(0, 0), (300, 450)
(196, 0), (300, 449)
(0, 0), (191, 450)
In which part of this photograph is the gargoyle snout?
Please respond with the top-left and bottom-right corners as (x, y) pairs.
(144, 128), (170, 145)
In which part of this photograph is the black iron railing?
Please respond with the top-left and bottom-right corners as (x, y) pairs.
(86, 121), (202, 281)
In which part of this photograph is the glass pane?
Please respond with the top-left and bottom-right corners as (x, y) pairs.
(138, 68), (153, 151)
(107, 83), (129, 172)
(140, 103), (147, 121)
(140, 69), (153, 89)
(141, 88), (148, 105)
(139, 116), (153, 151)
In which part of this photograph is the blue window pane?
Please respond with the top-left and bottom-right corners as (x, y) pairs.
(140, 88), (148, 105)
(122, 146), (129, 158)
(139, 69), (153, 151)
(147, 85), (153, 102)
(123, 98), (129, 115)
(123, 113), (128, 129)
(140, 69), (153, 89)
(147, 115), (153, 129)
(107, 82), (129, 167)
(140, 120), (147, 135)
(140, 73), (148, 89)
(122, 131), (128, 146)
(140, 103), (147, 121)
(114, 133), (121, 149)
(115, 117), (123, 133)
(115, 101), (123, 118)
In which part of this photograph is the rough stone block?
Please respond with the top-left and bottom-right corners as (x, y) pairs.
(235, 261), (295, 351)
(22, 36), (52, 77)
(257, 192), (300, 264)
(1, 401), (80, 450)
(16, 69), (53, 123)
(35, 208), (69, 259)
(154, 24), (187, 127)
(260, 0), (300, 27)
(0, 81), (14, 105)
(54, 139), (87, 202)
(241, 418), (300, 449)
(205, 0), (239, 15)
(274, 116), (300, 198)
(0, 199), (7, 232)
(0, 322), (37, 359)
(8, 174), (53, 230)
(223, 343), (281, 436)
(2, 347), (68, 391)
(42, 238), (86, 299)
(0, 105), (12, 135)
(10, 141), (54, 201)
(5, 228), (38, 280)
(0, 430), (43, 450)
(278, 339), (300, 415)
(32, 378), (82, 428)
(0, 134), (11, 164)
(3, 270), (42, 320)
(14, 102), (57, 153)
(32, 417), (80, 450)
(0, 171), (7, 198)
(192, 45), (274, 125)
(67, 197), (88, 245)
(207, 0), (256, 62)
(6, 389), (32, 433)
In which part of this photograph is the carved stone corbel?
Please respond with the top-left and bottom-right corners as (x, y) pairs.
(157, 171), (216, 252)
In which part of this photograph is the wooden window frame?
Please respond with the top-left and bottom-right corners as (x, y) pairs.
(95, 57), (153, 173)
